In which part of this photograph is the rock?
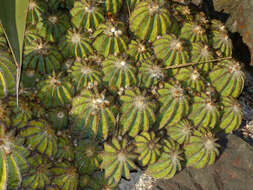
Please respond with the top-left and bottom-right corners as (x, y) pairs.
(152, 135), (253, 190)
(191, 0), (202, 6)
(212, 0), (253, 65)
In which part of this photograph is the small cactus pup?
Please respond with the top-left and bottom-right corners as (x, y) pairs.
(102, 55), (137, 91)
(157, 81), (190, 129)
(51, 161), (79, 190)
(93, 21), (128, 57)
(209, 19), (233, 57)
(127, 40), (152, 62)
(70, 87), (116, 140)
(55, 131), (74, 161)
(0, 122), (29, 190)
(68, 57), (102, 92)
(101, 137), (138, 184)
(20, 120), (57, 157)
(129, 0), (177, 42)
(8, 96), (32, 129)
(216, 96), (243, 134)
(184, 127), (220, 168)
(70, 0), (105, 30)
(22, 154), (51, 190)
(146, 138), (183, 179)
(166, 119), (193, 144)
(153, 34), (189, 67)
(134, 131), (161, 166)
(47, 108), (69, 130)
(209, 59), (245, 98)
(37, 73), (74, 108)
(75, 140), (102, 175)
(119, 88), (157, 137)
(59, 28), (93, 59)
(0, 50), (16, 99)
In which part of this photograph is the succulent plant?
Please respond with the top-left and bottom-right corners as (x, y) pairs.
(146, 138), (183, 179)
(37, 73), (73, 108)
(70, 88), (116, 139)
(184, 127), (220, 168)
(0, 0), (246, 189)
(59, 28), (93, 58)
(134, 131), (161, 166)
(157, 82), (189, 129)
(0, 123), (29, 190)
(153, 34), (189, 67)
(217, 96), (243, 133)
(23, 40), (63, 74)
(209, 59), (245, 98)
(129, 1), (177, 42)
(51, 161), (78, 190)
(0, 50), (16, 99)
(70, 0), (105, 30)
(101, 137), (138, 184)
(27, 0), (47, 25)
(20, 120), (57, 157)
(75, 140), (101, 175)
(68, 57), (102, 91)
(102, 55), (137, 90)
(119, 88), (157, 137)
(22, 154), (51, 189)
(93, 21), (128, 57)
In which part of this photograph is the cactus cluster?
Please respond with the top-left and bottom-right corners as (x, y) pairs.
(0, 0), (245, 189)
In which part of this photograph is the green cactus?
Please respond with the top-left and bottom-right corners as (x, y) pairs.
(23, 40), (63, 74)
(70, 0), (105, 30)
(188, 92), (220, 128)
(146, 138), (183, 179)
(134, 131), (161, 166)
(75, 140), (102, 175)
(51, 161), (78, 190)
(0, 50), (16, 99)
(70, 88), (116, 139)
(153, 34), (189, 67)
(129, 1), (177, 41)
(0, 123), (29, 190)
(209, 59), (245, 98)
(104, 0), (123, 15)
(20, 120), (57, 157)
(68, 58), (102, 91)
(22, 154), (51, 189)
(184, 127), (220, 168)
(127, 40), (152, 62)
(59, 28), (93, 58)
(37, 73), (73, 108)
(0, 0), (247, 189)
(217, 96), (243, 133)
(158, 82), (190, 129)
(180, 22), (208, 43)
(101, 137), (138, 184)
(93, 21), (128, 57)
(27, 0), (47, 25)
(102, 55), (137, 90)
(119, 88), (157, 137)
(166, 119), (192, 144)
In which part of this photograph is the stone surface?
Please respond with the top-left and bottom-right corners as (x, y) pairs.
(152, 134), (253, 190)
(212, 0), (253, 65)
